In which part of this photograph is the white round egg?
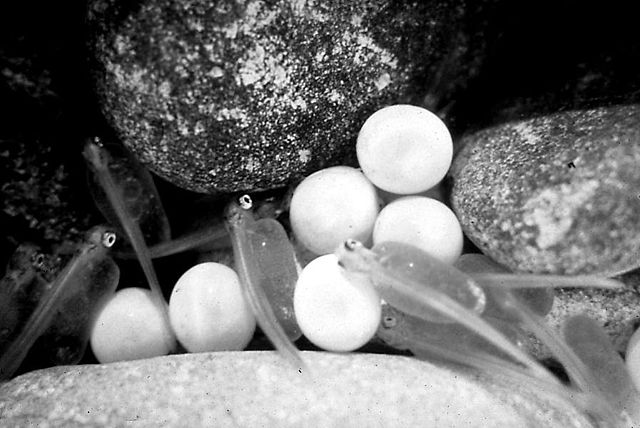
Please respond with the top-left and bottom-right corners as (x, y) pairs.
(90, 287), (176, 363)
(626, 326), (640, 391)
(373, 196), (463, 265)
(169, 262), (255, 353)
(293, 254), (381, 352)
(357, 104), (452, 194)
(289, 166), (380, 255)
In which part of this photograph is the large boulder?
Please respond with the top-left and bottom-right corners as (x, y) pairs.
(88, 0), (494, 193)
(0, 351), (594, 427)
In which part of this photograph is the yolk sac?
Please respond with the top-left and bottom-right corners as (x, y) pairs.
(0, 226), (120, 381)
(454, 253), (555, 319)
(225, 195), (304, 372)
(362, 242), (487, 323)
(83, 138), (177, 354)
(85, 137), (171, 246)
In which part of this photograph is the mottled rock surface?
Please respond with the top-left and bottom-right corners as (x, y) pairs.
(546, 287), (640, 356)
(450, 104), (640, 276)
(89, 0), (494, 193)
(0, 351), (594, 427)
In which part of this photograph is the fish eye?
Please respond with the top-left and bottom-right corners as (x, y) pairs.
(92, 136), (105, 148)
(102, 231), (117, 248)
(344, 239), (358, 251)
(238, 194), (253, 210)
(382, 315), (397, 329)
(32, 253), (46, 268)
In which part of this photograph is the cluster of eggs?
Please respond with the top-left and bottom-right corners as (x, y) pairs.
(89, 104), (456, 362)
(86, 104), (640, 396)
(291, 105), (459, 352)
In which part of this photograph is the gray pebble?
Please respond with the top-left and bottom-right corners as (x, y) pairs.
(450, 104), (640, 276)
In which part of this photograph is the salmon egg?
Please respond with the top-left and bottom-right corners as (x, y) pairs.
(289, 166), (380, 255)
(373, 196), (463, 265)
(169, 263), (255, 352)
(357, 104), (452, 194)
(293, 254), (381, 352)
(626, 326), (640, 391)
(90, 287), (175, 363)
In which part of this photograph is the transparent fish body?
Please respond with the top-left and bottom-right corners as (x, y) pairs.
(225, 195), (303, 371)
(0, 227), (119, 381)
(363, 242), (487, 324)
(452, 251), (634, 423)
(563, 315), (640, 425)
(83, 139), (176, 353)
(455, 254), (625, 416)
(85, 137), (170, 246)
(113, 195), (285, 260)
(377, 303), (528, 365)
(336, 240), (553, 382)
(0, 244), (50, 352)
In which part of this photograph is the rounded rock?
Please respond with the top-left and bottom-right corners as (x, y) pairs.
(88, 0), (487, 193)
(0, 351), (596, 427)
(449, 104), (640, 275)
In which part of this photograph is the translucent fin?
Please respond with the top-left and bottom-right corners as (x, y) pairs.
(0, 227), (119, 381)
(494, 290), (621, 422)
(473, 273), (623, 290)
(114, 220), (230, 260)
(407, 336), (614, 422)
(337, 240), (553, 384)
(563, 315), (640, 424)
(83, 140), (176, 353)
(225, 196), (305, 372)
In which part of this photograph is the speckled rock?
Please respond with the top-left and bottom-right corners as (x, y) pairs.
(545, 287), (640, 356)
(450, 104), (640, 276)
(89, 0), (494, 193)
(0, 351), (595, 427)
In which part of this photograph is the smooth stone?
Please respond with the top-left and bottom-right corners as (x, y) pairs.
(88, 0), (492, 193)
(0, 351), (594, 427)
(450, 104), (640, 276)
